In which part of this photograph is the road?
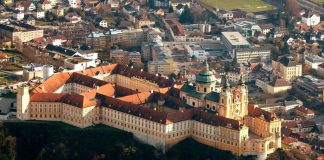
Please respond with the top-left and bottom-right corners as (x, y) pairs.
(297, 0), (324, 15)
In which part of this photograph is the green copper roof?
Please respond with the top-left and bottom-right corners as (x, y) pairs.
(196, 60), (216, 84)
(196, 70), (216, 83)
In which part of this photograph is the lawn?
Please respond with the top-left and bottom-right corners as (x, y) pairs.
(199, 0), (275, 13)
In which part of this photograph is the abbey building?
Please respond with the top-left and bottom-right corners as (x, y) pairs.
(17, 62), (281, 160)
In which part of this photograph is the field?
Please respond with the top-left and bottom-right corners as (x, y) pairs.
(199, 0), (275, 13)
(311, 0), (324, 4)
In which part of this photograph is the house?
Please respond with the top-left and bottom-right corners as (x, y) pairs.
(53, 6), (64, 17)
(14, 2), (25, 11)
(99, 20), (108, 28)
(65, 13), (82, 23)
(301, 11), (321, 26)
(304, 55), (324, 70)
(22, 1), (36, 11)
(170, 0), (192, 10)
(295, 106), (315, 120)
(48, 35), (67, 46)
(109, 0), (120, 9)
(282, 120), (316, 133)
(39, 0), (52, 10)
(154, 9), (165, 16)
(68, 0), (80, 8)
(232, 10), (246, 19)
(260, 24), (274, 35)
(34, 9), (46, 19)
(24, 16), (36, 26)
(217, 9), (233, 20)
(13, 10), (24, 21)
(175, 4), (184, 15)
(2, 0), (13, 6)
(0, 52), (8, 63)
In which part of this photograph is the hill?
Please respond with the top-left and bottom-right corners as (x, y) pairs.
(3, 121), (254, 160)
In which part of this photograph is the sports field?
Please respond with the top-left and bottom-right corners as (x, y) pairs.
(199, 0), (275, 13)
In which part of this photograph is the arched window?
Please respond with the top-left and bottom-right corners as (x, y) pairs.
(212, 106), (216, 111)
(211, 87), (213, 91)
(204, 88), (207, 92)
(268, 142), (274, 149)
(192, 102), (195, 106)
(206, 104), (210, 109)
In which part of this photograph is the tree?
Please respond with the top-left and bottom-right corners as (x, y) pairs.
(285, 0), (301, 18)
(168, 5), (174, 13)
(179, 5), (194, 24)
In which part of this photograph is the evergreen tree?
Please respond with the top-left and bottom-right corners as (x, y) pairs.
(179, 5), (194, 24)
(168, 5), (174, 13)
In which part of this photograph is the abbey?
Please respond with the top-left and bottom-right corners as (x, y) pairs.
(16, 62), (281, 160)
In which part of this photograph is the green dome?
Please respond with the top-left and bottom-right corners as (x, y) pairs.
(196, 61), (216, 83)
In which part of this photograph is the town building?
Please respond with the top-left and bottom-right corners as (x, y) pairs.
(0, 22), (44, 43)
(147, 59), (173, 75)
(295, 75), (324, 95)
(221, 32), (250, 56)
(234, 46), (271, 64)
(17, 63), (281, 160)
(272, 56), (302, 81)
(22, 63), (54, 81)
(305, 55), (324, 70)
(110, 49), (143, 68)
(64, 57), (99, 71)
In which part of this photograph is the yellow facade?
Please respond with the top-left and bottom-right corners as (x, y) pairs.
(16, 64), (281, 160)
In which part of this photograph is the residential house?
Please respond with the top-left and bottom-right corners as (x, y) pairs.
(34, 9), (46, 19)
(53, 6), (64, 17)
(217, 9), (233, 20)
(99, 20), (108, 28)
(295, 106), (315, 120)
(13, 10), (24, 21)
(24, 16), (36, 26)
(301, 11), (321, 26)
(22, 1), (36, 11)
(65, 13), (82, 23)
(170, 0), (192, 10)
(175, 4), (184, 15)
(39, 0), (52, 10)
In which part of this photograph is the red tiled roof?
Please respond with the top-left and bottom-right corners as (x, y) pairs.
(295, 106), (315, 115)
(117, 92), (152, 104)
(30, 93), (97, 108)
(282, 136), (298, 145)
(248, 104), (276, 122)
(269, 78), (290, 87)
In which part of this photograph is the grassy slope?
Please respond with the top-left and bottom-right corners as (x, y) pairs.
(199, 0), (275, 12)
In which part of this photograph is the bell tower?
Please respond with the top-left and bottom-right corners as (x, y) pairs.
(233, 74), (249, 119)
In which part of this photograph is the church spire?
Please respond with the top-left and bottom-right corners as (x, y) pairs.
(202, 60), (209, 71)
(224, 75), (230, 90)
(238, 74), (245, 86)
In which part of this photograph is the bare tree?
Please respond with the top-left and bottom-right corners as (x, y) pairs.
(285, 0), (301, 18)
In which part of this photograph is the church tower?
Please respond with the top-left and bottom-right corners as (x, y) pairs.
(232, 74), (249, 119)
(17, 85), (30, 120)
(195, 60), (217, 94)
(218, 76), (233, 118)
